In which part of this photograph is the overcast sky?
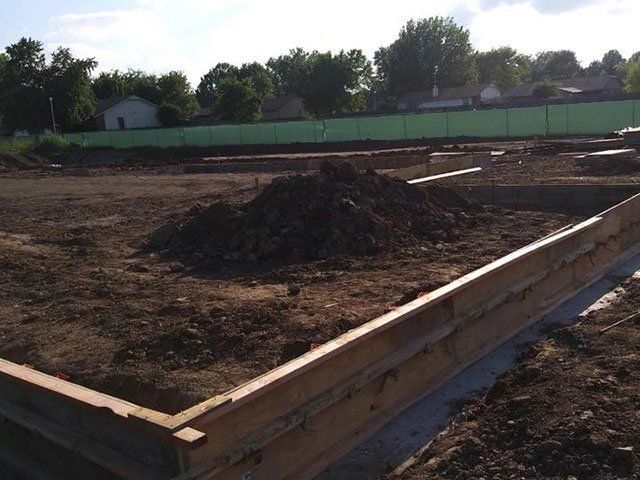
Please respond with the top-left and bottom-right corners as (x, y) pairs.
(1, 0), (638, 84)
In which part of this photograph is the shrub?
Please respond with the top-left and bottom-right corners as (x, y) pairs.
(157, 103), (184, 127)
(35, 134), (70, 153)
(0, 137), (37, 153)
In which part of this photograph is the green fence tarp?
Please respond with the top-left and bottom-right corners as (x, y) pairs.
(240, 123), (277, 145)
(182, 126), (211, 147)
(404, 112), (448, 139)
(210, 125), (242, 146)
(131, 129), (159, 148)
(448, 109), (508, 138)
(66, 133), (85, 147)
(63, 99), (640, 149)
(506, 106), (547, 137)
(323, 118), (360, 142)
(82, 131), (113, 148)
(155, 128), (184, 148)
(357, 115), (405, 141)
(275, 120), (321, 143)
(567, 100), (635, 135)
(547, 105), (568, 136)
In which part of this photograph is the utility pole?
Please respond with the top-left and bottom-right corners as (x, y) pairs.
(49, 96), (57, 135)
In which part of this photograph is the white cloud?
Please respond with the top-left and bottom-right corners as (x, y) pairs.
(43, 0), (640, 86)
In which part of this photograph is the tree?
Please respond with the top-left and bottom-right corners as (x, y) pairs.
(374, 17), (477, 96)
(92, 69), (198, 120)
(585, 60), (603, 76)
(157, 103), (183, 127)
(196, 63), (239, 107)
(0, 37), (48, 130)
(46, 48), (97, 131)
(531, 50), (582, 81)
(299, 50), (372, 117)
(215, 77), (261, 122)
(267, 48), (310, 95)
(475, 47), (531, 90)
(532, 81), (557, 99)
(196, 62), (274, 114)
(157, 71), (199, 119)
(625, 60), (640, 93)
(600, 49), (624, 76)
(237, 62), (275, 100)
(92, 70), (129, 99)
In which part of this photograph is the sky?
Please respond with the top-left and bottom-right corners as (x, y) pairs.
(1, 0), (639, 85)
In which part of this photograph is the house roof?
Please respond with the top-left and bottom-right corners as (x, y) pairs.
(560, 75), (622, 92)
(397, 84), (496, 105)
(503, 76), (623, 99)
(94, 95), (159, 117)
(262, 93), (300, 112)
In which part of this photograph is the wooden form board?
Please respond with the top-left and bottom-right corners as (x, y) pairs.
(1, 192), (640, 479)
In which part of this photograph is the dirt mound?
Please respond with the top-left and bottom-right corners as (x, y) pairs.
(150, 162), (481, 263)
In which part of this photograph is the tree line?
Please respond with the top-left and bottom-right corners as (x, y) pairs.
(1, 16), (640, 133)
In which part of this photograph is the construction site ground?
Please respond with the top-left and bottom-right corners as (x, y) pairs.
(441, 153), (640, 186)
(0, 169), (577, 414)
(388, 270), (640, 480)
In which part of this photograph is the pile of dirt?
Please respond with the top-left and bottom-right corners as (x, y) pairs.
(150, 162), (481, 263)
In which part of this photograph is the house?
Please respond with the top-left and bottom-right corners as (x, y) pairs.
(94, 95), (161, 131)
(261, 94), (308, 121)
(502, 76), (624, 103)
(397, 84), (502, 111)
(188, 106), (220, 126)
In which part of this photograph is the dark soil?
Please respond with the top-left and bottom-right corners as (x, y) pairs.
(0, 171), (579, 413)
(390, 277), (640, 480)
(442, 153), (640, 186)
(154, 162), (480, 264)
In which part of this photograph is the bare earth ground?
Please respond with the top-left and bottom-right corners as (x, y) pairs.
(0, 171), (581, 413)
(443, 153), (640, 186)
(389, 275), (640, 480)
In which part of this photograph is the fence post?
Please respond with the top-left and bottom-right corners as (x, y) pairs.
(506, 108), (510, 139)
(445, 111), (450, 138)
(356, 118), (362, 141)
(402, 114), (408, 140)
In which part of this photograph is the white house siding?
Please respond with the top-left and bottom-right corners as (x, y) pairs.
(418, 98), (466, 110)
(103, 99), (161, 130)
(480, 86), (502, 102)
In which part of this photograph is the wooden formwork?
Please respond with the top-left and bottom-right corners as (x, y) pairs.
(2, 192), (640, 480)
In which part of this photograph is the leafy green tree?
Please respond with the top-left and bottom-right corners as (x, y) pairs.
(600, 49), (624, 76)
(630, 52), (640, 64)
(157, 103), (183, 126)
(46, 47), (97, 131)
(266, 48), (310, 95)
(374, 17), (477, 96)
(625, 60), (640, 93)
(475, 47), (531, 90)
(92, 70), (129, 99)
(196, 63), (239, 107)
(299, 50), (372, 117)
(237, 62), (274, 101)
(157, 71), (198, 118)
(0, 37), (48, 130)
(92, 69), (197, 120)
(531, 50), (582, 81)
(215, 77), (261, 122)
(585, 60), (603, 76)
(532, 81), (557, 99)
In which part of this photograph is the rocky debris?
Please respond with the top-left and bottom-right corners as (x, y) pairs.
(150, 161), (481, 264)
